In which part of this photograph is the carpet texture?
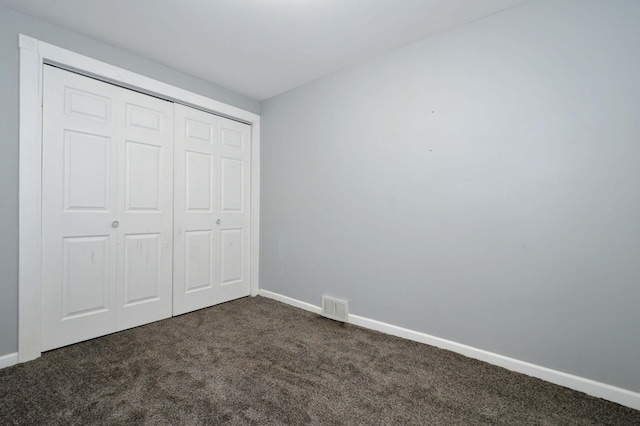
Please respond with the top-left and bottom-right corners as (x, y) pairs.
(1, 296), (638, 425)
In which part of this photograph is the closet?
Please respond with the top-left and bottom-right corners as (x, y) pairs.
(41, 65), (251, 351)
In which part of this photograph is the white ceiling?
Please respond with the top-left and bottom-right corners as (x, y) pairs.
(1, 0), (529, 101)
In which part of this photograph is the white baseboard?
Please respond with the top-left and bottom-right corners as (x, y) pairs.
(259, 289), (322, 315)
(0, 352), (18, 370)
(258, 289), (640, 411)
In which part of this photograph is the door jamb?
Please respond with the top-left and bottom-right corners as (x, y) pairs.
(18, 34), (261, 362)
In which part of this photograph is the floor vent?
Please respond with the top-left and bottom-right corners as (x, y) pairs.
(321, 296), (349, 322)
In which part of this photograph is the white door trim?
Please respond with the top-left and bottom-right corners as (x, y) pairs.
(18, 34), (261, 362)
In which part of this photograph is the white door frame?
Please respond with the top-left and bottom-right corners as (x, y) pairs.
(18, 34), (261, 362)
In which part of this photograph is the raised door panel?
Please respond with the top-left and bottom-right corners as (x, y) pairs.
(220, 127), (245, 151)
(126, 103), (162, 132)
(185, 230), (214, 292)
(123, 234), (161, 305)
(64, 131), (112, 211)
(62, 236), (111, 318)
(221, 158), (244, 213)
(125, 141), (161, 211)
(186, 118), (214, 144)
(64, 87), (111, 123)
(220, 229), (243, 285)
(186, 151), (213, 211)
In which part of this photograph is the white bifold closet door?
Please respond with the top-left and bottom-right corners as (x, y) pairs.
(41, 65), (174, 351)
(173, 104), (251, 315)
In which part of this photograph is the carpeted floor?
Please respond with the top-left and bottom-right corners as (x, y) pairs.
(1, 296), (638, 425)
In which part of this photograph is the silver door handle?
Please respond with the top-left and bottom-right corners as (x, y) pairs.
(112, 220), (120, 228)
(216, 218), (221, 225)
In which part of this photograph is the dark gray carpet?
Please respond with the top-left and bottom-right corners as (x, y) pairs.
(1, 296), (638, 425)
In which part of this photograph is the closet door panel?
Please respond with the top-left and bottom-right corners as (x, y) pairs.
(116, 89), (173, 330)
(173, 105), (251, 315)
(42, 66), (118, 351)
(173, 105), (220, 315)
(217, 118), (251, 303)
(42, 66), (173, 350)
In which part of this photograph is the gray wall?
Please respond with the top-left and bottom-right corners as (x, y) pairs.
(260, 0), (640, 392)
(0, 4), (260, 357)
